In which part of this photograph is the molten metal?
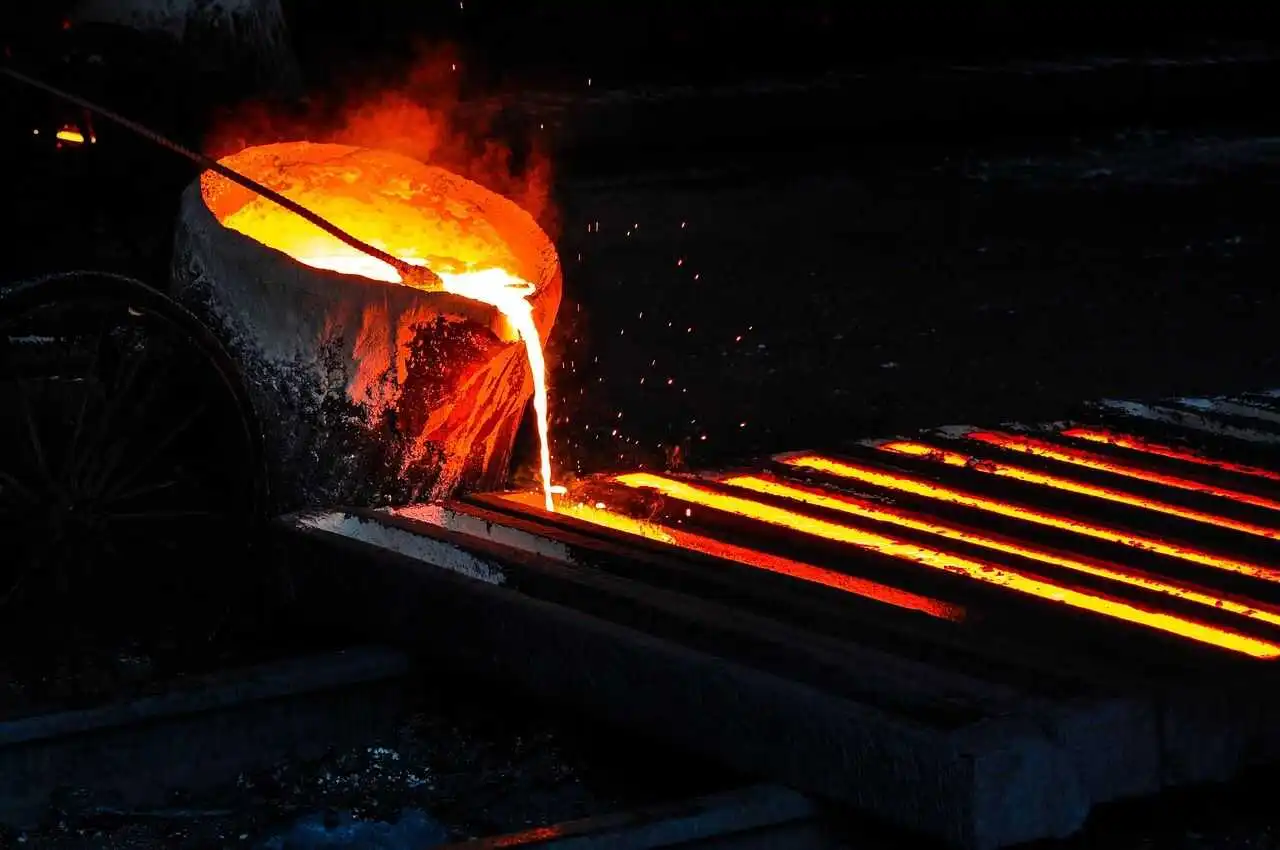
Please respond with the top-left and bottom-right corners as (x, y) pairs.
(210, 143), (555, 509)
(501, 492), (677, 544)
(880, 440), (1280, 544)
(779, 454), (1280, 583)
(613, 473), (1279, 657)
(609, 471), (1280, 655)
(966, 431), (1280, 514)
(498, 492), (965, 621)
(723, 474), (1280, 629)
(1063, 427), (1280, 485)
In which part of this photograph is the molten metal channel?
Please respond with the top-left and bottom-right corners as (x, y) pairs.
(879, 440), (1280, 544)
(965, 431), (1280, 513)
(778, 453), (1280, 584)
(722, 474), (1280, 629)
(1062, 427), (1280, 485)
(612, 473), (1280, 658)
(497, 492), (965, 621)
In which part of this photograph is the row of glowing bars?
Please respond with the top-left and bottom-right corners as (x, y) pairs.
(887, 432), (1280, 542)
(1063, 426), (1280, 484)
(544, 427), (1280, 658)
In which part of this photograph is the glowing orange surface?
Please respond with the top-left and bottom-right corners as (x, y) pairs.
(491, 826), (567, 847)
(966, 431), (1280, 514)
(494, 491), (962, 617)
(501, 492), (677, 544)
(779, 454), (1280, 584)
(210, 144), (555, 509)
(660, 527), (968, 621)
(497, 491), (965, 620)
(881, 440), (1280, 544)
(55, 126), (84, 144)
(1063, 427), (1280, 485)
(614, 473), (1280, 657)
(724, 474), (1280, 629)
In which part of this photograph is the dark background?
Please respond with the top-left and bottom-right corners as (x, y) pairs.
(2, 2), (1279, 482)
(4, 4), (1280, 847)
(285, 2), (1280, 87)
(12, 3), (1278, 77)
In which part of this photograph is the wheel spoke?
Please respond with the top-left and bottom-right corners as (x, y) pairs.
(12, 374), (50, 480)
(105, 478), (179, 505)
(102, 403), (207, 502)
(72, 329), (160, 495)
(106, 508), (220, 522)
(0, 274), (265, 628)
(0, 468), (39, 505)
(61, 314), (111, 486)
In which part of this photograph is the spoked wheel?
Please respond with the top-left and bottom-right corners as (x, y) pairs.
(0, 271), (267, 644)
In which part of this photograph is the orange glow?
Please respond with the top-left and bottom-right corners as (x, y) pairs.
(1063, 427), (1280, 485)
(779, 454), (1280, 584)
(498, 491), (965, 621)
(501, 491), (676, 543)
(881, 440), (1280, 544)
(559, 501), (678, 542)
(209, 143), (556, 510)
(491, 826), (568, 847)
(724, 474), (1280, 629)
(55, 126), (84, 144)
(966, 431), (1280, 514)
(613, 473), (1280, 657)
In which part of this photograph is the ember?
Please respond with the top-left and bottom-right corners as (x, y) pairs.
(204, 142), (556, 509)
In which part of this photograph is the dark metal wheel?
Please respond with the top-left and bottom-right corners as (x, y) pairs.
(0, 271), (267, 638)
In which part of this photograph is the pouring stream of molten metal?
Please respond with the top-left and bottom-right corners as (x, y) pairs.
(264, 250), (555, 512)
(0, 73), (547, 495)
(436, 269), (553, 512)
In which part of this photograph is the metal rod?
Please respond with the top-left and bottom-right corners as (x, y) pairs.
(0, 66), (442, 290)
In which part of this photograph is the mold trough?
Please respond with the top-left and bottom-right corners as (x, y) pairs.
(276, 388), (1280, 849)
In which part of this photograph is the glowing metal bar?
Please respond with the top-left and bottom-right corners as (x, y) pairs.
(553, 499), (678, 544)
(966, 431), (1280, 514)
(881, 440), (1280, 543)
(724, 474), (1280, 629)
(661, 527), (968, 621)
(498, 491), (965, 621)
(1062, 427), (1280, 485)
(779, 453), (1280, 584)
(612, 473), (1279, 658)
(55, 126), (84, 144)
